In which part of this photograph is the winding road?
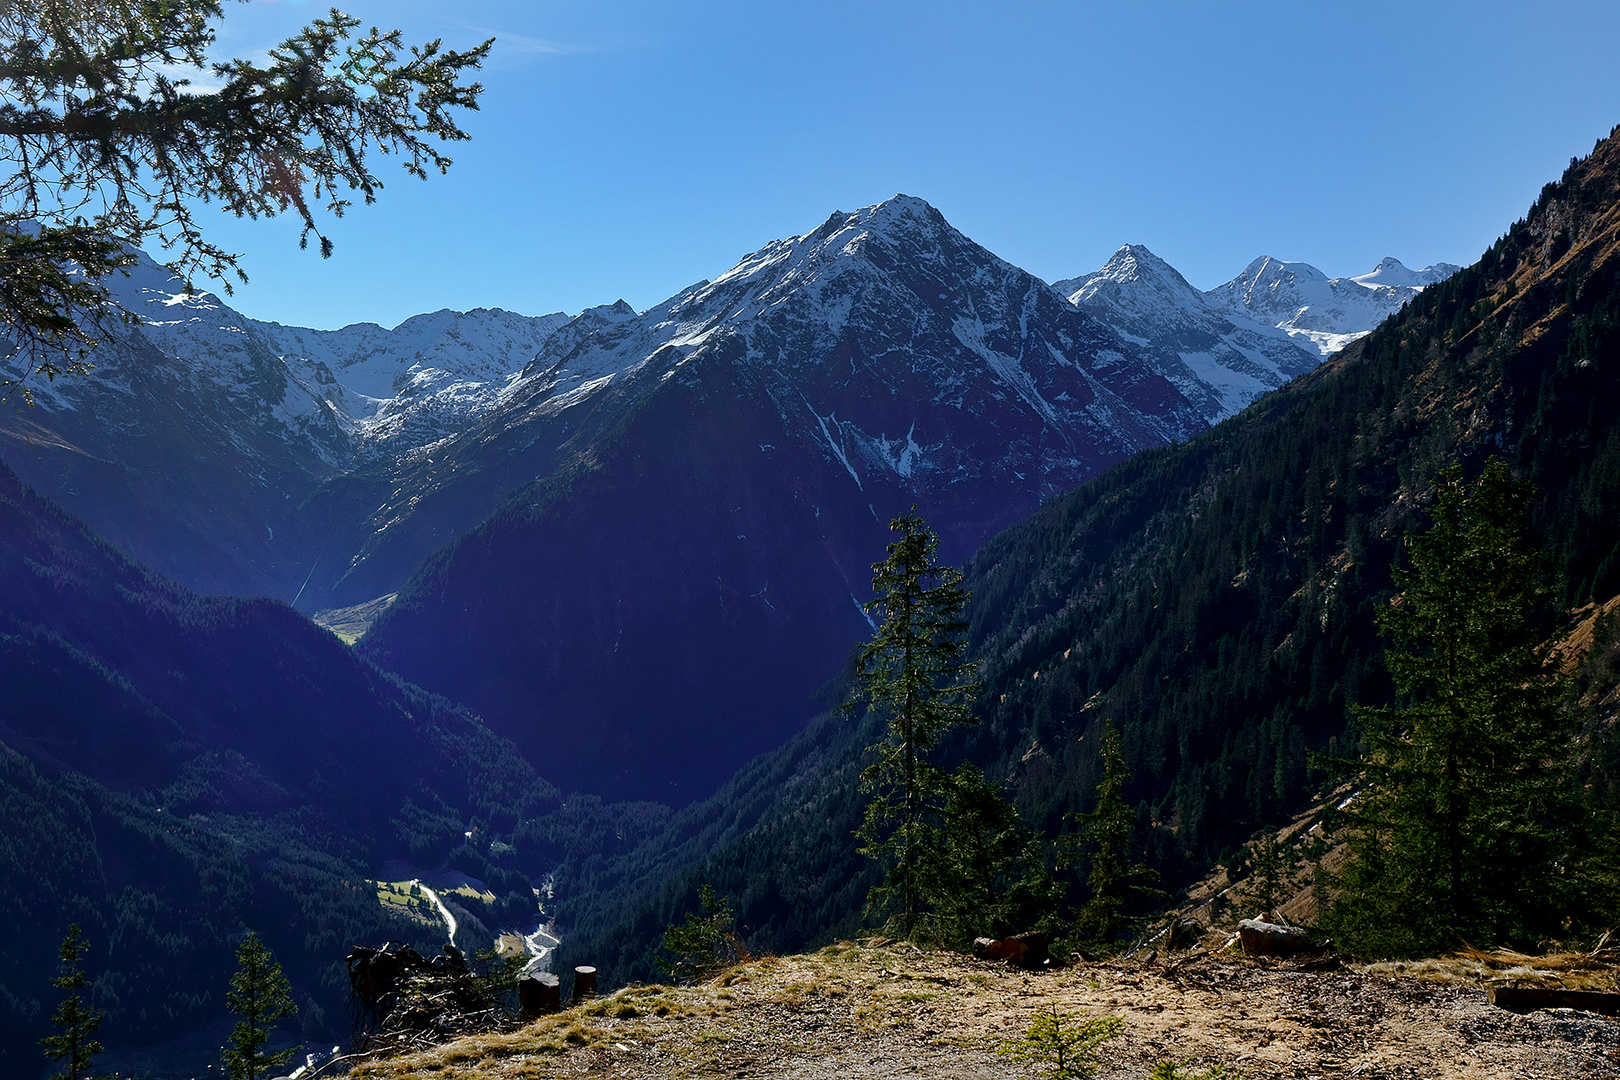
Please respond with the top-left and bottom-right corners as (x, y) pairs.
(411, 880), (458, 945)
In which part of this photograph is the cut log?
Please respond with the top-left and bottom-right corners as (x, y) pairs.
(971, 931), (1050, 968)
(1166, 917), (1205, 952)
(538, 972), (562, 1013)
(1488, 986), (1620, 1017)
(1237, 918), (1313, 957)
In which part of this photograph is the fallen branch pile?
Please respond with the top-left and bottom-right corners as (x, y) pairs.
(346, 942), (516, 1056)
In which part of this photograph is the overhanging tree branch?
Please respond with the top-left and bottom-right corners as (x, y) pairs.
(0, 0), (492, 400)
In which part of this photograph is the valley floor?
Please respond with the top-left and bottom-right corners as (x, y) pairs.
(349, 941), (1620, 1079)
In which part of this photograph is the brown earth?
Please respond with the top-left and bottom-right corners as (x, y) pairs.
(348, 940), (1620, 1080)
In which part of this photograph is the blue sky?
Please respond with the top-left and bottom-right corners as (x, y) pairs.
(199, 0), (1620, 329)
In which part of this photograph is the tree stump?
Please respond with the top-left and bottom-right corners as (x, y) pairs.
(971, 931), (1050, 968)
(519, 972), (561, 1020)
(1166, 917), (1205, 951)
(572, 965), (597, 1004)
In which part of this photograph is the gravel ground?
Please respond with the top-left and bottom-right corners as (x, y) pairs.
(350, 941), (1620, 1080)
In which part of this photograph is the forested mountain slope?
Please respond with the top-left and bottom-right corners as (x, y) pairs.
(0, 463), (605, 1075)
(968, 125), (1620, 870)
(554, 124), (1620, 984)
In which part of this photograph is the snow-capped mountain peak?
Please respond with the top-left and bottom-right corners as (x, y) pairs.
(1215, 256), (1330, 314)
(1055, 245), (1321, 423)
(494, 193), (1205, 515)
(788, 194), (941, 246)
(1205, 254), (1459, 357)
(1053, 244), (1209, 315)
(1350, 256), (1463, 288)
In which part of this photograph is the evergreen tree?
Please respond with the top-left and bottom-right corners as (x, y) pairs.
(923, 763), (1059, 946)
(1245, 834), (1289, 921)
(0, 1), (490, 398)
(850, 511), (979, 938)
(1061, 720), (1163, 949)
(1327, 460), (1581, 955)
(472, 947), (528, 1000)
(40, 924), (103, 1080)
(222, 932), (298, 1080)
(658, 884), (745, 984)
(997, 1004), (1122, 1080)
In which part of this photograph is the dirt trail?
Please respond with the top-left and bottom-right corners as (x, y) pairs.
(350, 941), (1620, 1079)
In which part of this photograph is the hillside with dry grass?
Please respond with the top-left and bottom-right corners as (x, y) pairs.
(347, 940), (1619, 1080)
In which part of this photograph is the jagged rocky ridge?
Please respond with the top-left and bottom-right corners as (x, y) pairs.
(1053, 246), (1458, 421)
(0, 249), (568, 599)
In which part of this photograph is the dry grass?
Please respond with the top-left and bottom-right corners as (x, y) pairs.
(1361, 945), (1620, 992)
(347, 938), (1620, 1079)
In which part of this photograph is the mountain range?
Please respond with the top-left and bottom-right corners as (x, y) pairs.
(0, 203), (1449, 611)
(1, 197), (1453, 800)
(1055, 246), (1455, 421)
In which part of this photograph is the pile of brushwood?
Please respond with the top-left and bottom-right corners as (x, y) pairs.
(346, 942), (514, 1055)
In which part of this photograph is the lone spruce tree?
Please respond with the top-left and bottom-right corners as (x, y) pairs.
(997, 1004), (1123, 1080)
(222, 932), (298, 1080)
(40, 924), (103, 1080)
(658, 884), (746, 983)
(1062, 720), (1163, 949)
(1328, 460), (1579, 955)
(850, 511), (979, 938)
